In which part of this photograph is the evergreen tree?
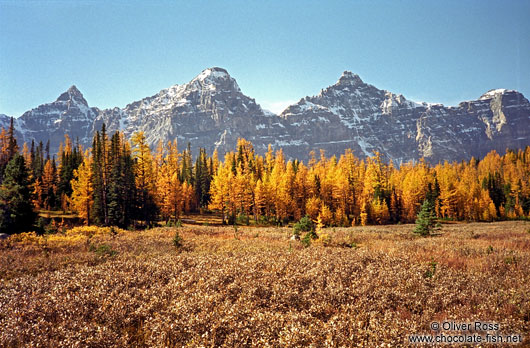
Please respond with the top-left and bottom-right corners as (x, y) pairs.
(0, 154), (36, 233)
(107, 133), (123, 226)
(30, 140), (45, 181)
(482, 172), (505, 214)
(29, 140), (36, 177)
(92, 129), (108, 225)
(389, 188), (403, 223)
(0, 128), (9, 182)
(194, 148), (211, 207)
(413, 199), (437, 236)
(107, 133), (136, 227)
(180, 142), (193, 184)
(121, 145), (136, 225)
(7, 118), (18, 159)
(58, 135), (83, 199)
(0, 118), (19, 182)
(425, 181), (440, 207)
(45, 140), (50, 161)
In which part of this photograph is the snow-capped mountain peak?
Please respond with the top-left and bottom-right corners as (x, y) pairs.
(280, 71), (530, 163)
(190, 67), (241, 93)
(56, 85), (88, 106)
(195, 67), (231, 81)
(337, 71), (364, 86)
(91, 67), (286, 155)
(6, 68), (530, 164)
(479, 89), (515, 100)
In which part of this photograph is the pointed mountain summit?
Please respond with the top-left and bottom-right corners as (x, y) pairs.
(94, 67), (289, 156)
(17, 84), (98, 151)
(336, 71), (364, 86)
(194, 67), (232, 83)
(280, 71), (530, 163)
(478, 88), (522, 101)
(56, 85), (88, 106)
(182, 67), (242, 99)
(7, 68), (530, 163)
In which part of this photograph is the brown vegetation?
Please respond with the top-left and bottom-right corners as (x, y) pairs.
(1, 222), (529, 347)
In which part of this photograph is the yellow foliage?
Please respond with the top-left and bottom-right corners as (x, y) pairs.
(7, 232), (40, 246)
(318, 203), (333, 226)
(70, 153), (93, 225)
(6, 226), (128, 249)
(371, 198), (390, 225)
(360, 201), (369, 226)
(334, 207), (349, 226)
(305, 197), (321, 220)
(66, 226), (127, 237)
(203, 142), (530, 225)
(315, 232), (332, 246)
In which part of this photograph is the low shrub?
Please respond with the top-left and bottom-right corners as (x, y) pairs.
(236, 214), (250, 225)
(301, 232), (312, 248)
(504, 253), (517, 265)
(66, 226), (127, 237)
(165, 219), (182, 228)
(173, 230), (183, 248)
(300, 229), (318, 248)
(423, 259), (437, 278)
(293, 216), (314, 236)
(90, 244), (118, 257)
(317, 233), (332, 246)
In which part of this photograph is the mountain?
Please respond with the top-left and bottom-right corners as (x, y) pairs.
(16, 85), (98, 149)
(0, 114), (28, 146)
(94, 67), (289, 156)
(279, 72), (530, 163)
(5, 68), (530, 163)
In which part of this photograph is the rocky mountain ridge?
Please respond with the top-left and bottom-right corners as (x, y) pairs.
(4, 68), (530, 164)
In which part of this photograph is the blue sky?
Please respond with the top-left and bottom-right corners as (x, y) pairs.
(1, 0), (529, 116)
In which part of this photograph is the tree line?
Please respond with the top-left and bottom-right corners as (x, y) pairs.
(209, 139), (530, 226)
(0, 119), (529, 233)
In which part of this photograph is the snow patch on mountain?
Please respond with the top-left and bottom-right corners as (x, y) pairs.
(479, 89), (515, 100)
(6, 68), (530, 164)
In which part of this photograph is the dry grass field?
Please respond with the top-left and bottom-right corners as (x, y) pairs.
(1, 222), (529, 347)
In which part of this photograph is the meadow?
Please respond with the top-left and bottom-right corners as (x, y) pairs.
(1, 221), (529, 347)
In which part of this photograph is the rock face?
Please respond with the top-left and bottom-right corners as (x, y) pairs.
(15, 86), (98, 149)
(94, 67), (289, 156)
(279, 73), (530, 163)
(6, 68), (530, 164)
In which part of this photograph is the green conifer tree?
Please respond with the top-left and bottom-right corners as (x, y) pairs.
(0, 154), (36, 233)
(107, 133), (124, 227)
(194, 148), (211, 207)
(413, 199), (436, 236)
(107, 132), (136, 228)
(91, 127), (110, 225)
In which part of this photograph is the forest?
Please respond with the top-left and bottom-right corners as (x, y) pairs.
(1, 119), (529, 346)
(1, 118), (530, 234)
